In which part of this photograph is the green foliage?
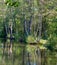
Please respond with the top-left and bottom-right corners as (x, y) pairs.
(0, 0), (57, 52)
(5, 0), (20, 7)
(26, 45), (36, 53)
(26, 35), (35, 43)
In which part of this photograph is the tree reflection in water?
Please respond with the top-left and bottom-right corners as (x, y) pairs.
(0, 44), (57, 65)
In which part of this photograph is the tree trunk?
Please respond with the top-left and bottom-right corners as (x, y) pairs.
(36, 48), (41, 65)
(41, 49), (47, 65)
(22, 46), (25, 65)
(3, 42), (6, 55)
(28, 52), (31, 65)
(37, 14), (42, 41)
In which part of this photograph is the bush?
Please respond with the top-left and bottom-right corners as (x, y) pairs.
(26, 35), (36, 43)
